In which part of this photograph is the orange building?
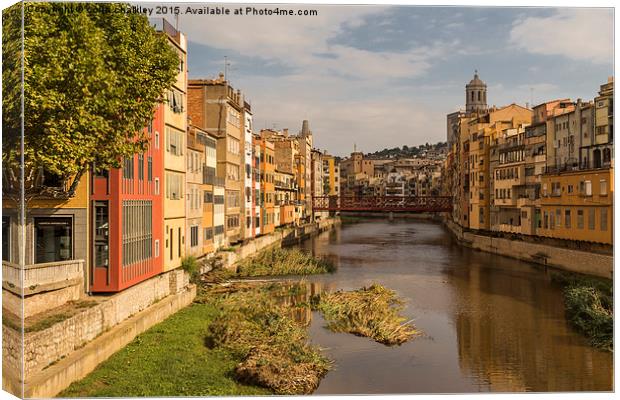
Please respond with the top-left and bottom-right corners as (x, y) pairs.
(256, 136), (275, 235)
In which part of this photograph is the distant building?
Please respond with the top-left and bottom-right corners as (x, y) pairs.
(187, 74), (245, 244)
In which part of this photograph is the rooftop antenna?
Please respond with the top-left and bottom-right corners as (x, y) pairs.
(530, 87), (534, 107)
(354, 143), (357, 152)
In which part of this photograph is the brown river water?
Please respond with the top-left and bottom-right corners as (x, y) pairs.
(288, 219), (612, 394)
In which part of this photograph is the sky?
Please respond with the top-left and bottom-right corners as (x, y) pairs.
(143, 4), (613, 157)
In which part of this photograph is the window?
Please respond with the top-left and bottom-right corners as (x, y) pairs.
(2, 217), (9, 261)
(567, 185), (573, 194)
(564, 209), (571, 229)
(35, 217), (72, 263)
(94, 201), (109, 268)
(600, 179), (607, 196)
(166, 126), (184, 156)
(138, 154), (144, 180)
(121, 200), (152, 266)
(155, 178), (160, 195)
(227, 164), (240, 181)
(601, 208), (608, 231)
(577, 209), (584, 229)
(204, 191), (213, 203)
(584, 180), (592, 196)
(155, 240), (160, 258)
(123, 157), (134, 180)
(227, 136), (240, 155)
(190, 226), (199, 247)
(588, 208), (596, 230)
(166, 172), (184, 199)
(178, 227), (182, 258)
(227, 108), (240, 127)
(214, 194), (225, 205)
(555, 209), (561, 228)
(214, 225), (225, 235)
(147, 157), (153, 181)
(169, 228), (173, 260)
(154, 132), (159, 149)
(226, 190), (240, 208)
(226, 214), (240, 229)
(167, 89), (184, 113)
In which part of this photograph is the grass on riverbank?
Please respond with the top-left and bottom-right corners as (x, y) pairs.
(551, 271), (613, 352)
(313, 284), (419, 346)
(204, 283), (330, 394)
(60, 281), (328, 397)
(60, 299), (270, 397)
(236, 247), (335, 277)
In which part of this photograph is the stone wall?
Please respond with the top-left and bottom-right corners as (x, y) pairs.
(24, 285), (196, 398)
(443, 218), (613, 279)
(17, 270), (175, 378)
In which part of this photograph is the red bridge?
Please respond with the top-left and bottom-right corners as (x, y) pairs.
(312, 195), (452, 213)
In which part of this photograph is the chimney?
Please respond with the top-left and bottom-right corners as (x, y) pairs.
(283, 128), (289, 137)
(301, 120), (310, 137)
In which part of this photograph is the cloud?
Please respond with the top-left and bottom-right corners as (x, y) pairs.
(177, 6), (457, 82)
(509, 9), (613, 64)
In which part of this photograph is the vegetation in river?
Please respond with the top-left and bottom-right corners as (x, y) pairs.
(203, 282), (330, 394)
(313, 284), (419, 346)
(236, 247), (335, 277)
(551, 271), (613, 351)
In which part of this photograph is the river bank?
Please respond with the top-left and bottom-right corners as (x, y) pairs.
(441, 217), (613, 279)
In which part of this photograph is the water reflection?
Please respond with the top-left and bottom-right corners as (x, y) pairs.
(272, 281), (333, 327)
(293, 219), (612, 394)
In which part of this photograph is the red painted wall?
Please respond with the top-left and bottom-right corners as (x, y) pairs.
(90, 105), (165, 292)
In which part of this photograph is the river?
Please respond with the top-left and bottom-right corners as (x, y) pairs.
(292, 219), (612, 394)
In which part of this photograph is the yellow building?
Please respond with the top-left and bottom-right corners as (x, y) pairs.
(3, 176), (90, 269)
(159, 20), (187, 271)
(322, 154), (340, 196)
(538, 169), (613, 244)
(466, 104), (532, 231)
(259, 138), (275, 235)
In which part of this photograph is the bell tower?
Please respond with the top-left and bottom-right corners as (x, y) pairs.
(466, 70), (487, 113)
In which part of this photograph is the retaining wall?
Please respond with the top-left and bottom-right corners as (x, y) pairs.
(443, 218), (613, 279)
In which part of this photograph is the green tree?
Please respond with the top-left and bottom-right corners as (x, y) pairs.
(2, 2), (179, 201)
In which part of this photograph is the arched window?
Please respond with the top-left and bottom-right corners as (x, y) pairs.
(478, 91), (481, 101)
(483, 91), (486, 102)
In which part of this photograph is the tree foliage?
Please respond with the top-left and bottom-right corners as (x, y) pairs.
(2, 2), (179, 200)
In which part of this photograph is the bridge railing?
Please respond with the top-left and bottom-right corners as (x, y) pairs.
(312, 195), (452, 212)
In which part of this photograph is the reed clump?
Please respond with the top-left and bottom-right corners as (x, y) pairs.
(205, 284), (330, 394)
(236, 247), (335, 277)
(314, 284), (419, 346)
(551, 271), (613, 351)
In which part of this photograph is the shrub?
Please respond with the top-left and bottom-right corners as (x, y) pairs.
(181, 256), (200, 284)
